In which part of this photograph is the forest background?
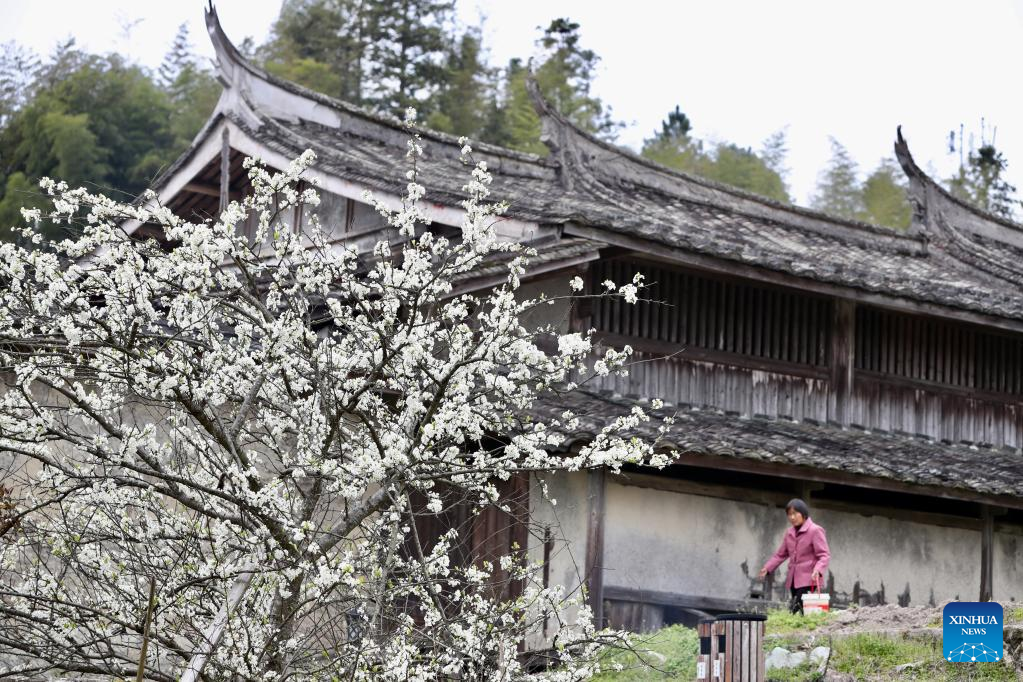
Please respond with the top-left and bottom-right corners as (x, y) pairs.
(0, 0), (1020, 242)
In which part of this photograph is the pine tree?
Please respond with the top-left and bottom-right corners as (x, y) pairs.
(158, 24), (193, 90)
(363, 0), (455, 117)
(263, 0), (456, 119)
(862, 158), (910, 229)
(640, 105), (704, 174)
(491, 19), (621, 154)
(811, 138), (864, 221)
(425, 28), (492, 137)
(158, 24), (221, 154)
(262, 0), (369, 104)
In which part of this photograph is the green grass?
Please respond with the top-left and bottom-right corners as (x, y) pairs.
(593, 610), (1019, 681)
(764, 608), (832, 636)
(592, 625), (698, 680)
(829, 633), (1017, 681)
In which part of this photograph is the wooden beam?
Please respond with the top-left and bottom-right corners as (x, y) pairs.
(668, 451), (1023, 510)
(593, 331), (830, 380)
(603, 585), (784, 614)
(184, 182), (242, 202)
(563, 223), (1023, 334)
(219, 128), (230, 215)
(585, 467), (606, 628)
(612, 471), (791, 508)
(183, 182), (220, 198)
(980, 505), (994, 601)
(830, 299), (855, 426)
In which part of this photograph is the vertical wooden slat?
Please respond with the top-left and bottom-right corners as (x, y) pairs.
(831, 300), (855, 426)
(219, 128), (230, 215)
(756, 620), (765, 681)
(980, 505), (994, 602)
(585, 468), (606, 629)
(779, 293), (791, 363)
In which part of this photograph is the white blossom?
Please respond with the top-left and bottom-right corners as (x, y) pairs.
(0, 134), (672, 681)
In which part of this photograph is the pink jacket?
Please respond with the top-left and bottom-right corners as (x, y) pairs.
(762, 517), (830, 589)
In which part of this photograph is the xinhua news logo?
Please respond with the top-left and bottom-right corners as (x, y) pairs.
(942, 602), (1003, 663)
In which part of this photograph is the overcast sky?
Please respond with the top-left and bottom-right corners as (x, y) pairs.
(3, 0), (1023, 206)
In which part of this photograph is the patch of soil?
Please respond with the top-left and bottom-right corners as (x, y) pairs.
(816, 603), (945, 636)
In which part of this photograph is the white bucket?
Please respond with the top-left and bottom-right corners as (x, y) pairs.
(802, 592), (830, 613)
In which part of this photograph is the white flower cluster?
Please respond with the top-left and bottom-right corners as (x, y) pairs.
(0, 124), (674, 680)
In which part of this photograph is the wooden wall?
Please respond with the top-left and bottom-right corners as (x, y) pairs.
(584, 256), (1023, 450)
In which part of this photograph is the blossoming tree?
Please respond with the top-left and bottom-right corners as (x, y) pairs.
(0, 115), (669, 680)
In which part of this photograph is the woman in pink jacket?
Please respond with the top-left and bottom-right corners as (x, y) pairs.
(758, 499), (830, 614)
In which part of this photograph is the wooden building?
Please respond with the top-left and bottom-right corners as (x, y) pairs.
(142, 7), (1023, 635)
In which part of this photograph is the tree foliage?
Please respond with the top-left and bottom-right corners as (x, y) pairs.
(641, 107), (790, 203)
(0, 117), (669, 679)
(810, 139), (911, 229)
(489, 19), (622, 154)
(861, 158), (911, 229)
(811, 138), (864, 221)
(948, 142), (1020, 219)
(0, 34), (220, 242)
(425, 28), (493, 138)
(264, 0), (455, 118)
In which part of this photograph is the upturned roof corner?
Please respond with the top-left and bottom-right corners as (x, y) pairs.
(895, 126), (1023, 285)
(524, 71), (575, 190)
(205, 2), (245, 89)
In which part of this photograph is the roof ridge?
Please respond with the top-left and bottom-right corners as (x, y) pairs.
(204, 4), (549, 167)
(522, 74), (923, 244)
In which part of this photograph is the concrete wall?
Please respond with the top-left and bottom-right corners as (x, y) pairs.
(600, 479), (1016, 607)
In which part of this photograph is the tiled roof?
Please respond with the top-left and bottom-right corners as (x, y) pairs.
(183, 6), (1023, 324)
(530, 390), (1023, 501)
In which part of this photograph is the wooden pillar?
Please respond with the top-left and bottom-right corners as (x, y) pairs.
(219, 127), (231, 214)
(980, 505), (994, 602)
(830, 299), (855, 426)
(585, 467), (606, 629)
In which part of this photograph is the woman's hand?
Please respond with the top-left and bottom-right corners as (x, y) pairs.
(757, 568), (768, 579)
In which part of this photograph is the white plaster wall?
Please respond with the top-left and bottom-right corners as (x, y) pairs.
(526, 470), (590, 649)
(601, 481), (1000, 606)
(995, 532), (1023, 604)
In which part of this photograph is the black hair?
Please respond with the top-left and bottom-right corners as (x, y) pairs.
(785, 498), (810, 519)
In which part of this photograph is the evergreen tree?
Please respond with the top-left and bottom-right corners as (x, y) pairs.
(264, 0), (455, 119)
(0, 42), (40, 129)
(949, 142), (1020, 219)
(158, 24), (221, 152)
(159, 23), (193, 89)
(491, 19), (621, 154)
(862, 157), (911, 229)
(363, 0), (455, 116)
(263, 0), (368, 104)
(641, 106), (789, 202)
(426, 28), (492, 138)
(640, 105), (704, 173)
(705, 143), (789, 203)
(760, 129), (789, 184)
(811, 138), (864, 221)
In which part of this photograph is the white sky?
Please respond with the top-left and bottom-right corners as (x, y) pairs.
(2, 0), (1023, 206)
